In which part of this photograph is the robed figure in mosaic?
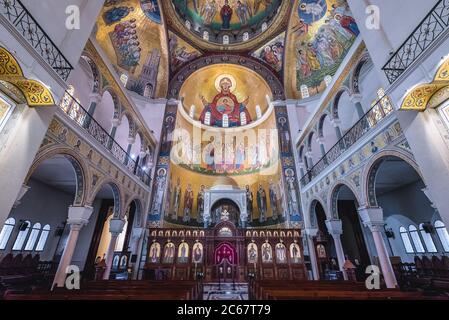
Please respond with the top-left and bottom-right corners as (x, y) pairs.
(172, 178), (182, 220)
(183, 184), (194, 222)
(257, 184), (267, 223)
(246, 185), (254, 223)
(199, 76), (251, 127)
(197, 185), (205, 223)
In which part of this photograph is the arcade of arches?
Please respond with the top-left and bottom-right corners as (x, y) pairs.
(1, 0), (449, 301)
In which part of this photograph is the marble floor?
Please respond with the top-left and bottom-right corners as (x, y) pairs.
(203, 283), (249, 300)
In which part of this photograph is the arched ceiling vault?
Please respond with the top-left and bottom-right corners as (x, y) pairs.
(94, 0), (359, 101)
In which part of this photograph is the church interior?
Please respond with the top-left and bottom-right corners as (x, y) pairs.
(1, 0), (449, 301)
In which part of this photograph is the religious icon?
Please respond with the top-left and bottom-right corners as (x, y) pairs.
(149, 242), (161, 263)
(316, 244), (327, 259)
(236, 1), (251, 26)
(183, 184), (194, 222)
(261, 242), (273, 263)
(178, 242), (190, 263)
(113, 255), (120, 269)
(200, 0), (218, 25)
(103, 6), (135, 25)
(197, 185), (205, 223)
(247, 243), (258, 264)
(257, 184), (268, 223)
(140, 0), (162, 24)
(220, 0), (233, 29)
(275, 243), (287, 264)
(120, 255), (128, 269)
(192, 242), (204, 264)
(171, 178), (182, 220)
(290, 243), (302, 263)
(151, 168), (166, 215)
(199, 75), (251, 128)
(163, 242), (176, 263)
(269, 180), (279, 220)
(246, 185), (253, 223)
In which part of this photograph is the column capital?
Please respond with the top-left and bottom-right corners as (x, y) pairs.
(89, 93), (102, 104)
(350, 93), (363, 104)
(109, 218), (126, 236)
(128, 136), (136, 145)
(67, 206), (94, 226)
(358, 206), (385, 231)
(330, 118), (341, 127)
(304, 228), (319, 237)
(111, 118), (121, 127)
(316, 136), (326, 145)
(325, 219), (343, 236)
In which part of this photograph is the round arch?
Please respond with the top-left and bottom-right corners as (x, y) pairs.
(309, 198), (327, 228)
(362, 149), (424, 207)
(331, 87), (352, 120)
(125, 197), (144, 227)
(328, 181), (363, 220)
(80, 53), (101, 94)
(350, 53), (371, 95)
(102, 86), (121, 120)
(88, 180), (123, 218)
(26, 148), (88, 206)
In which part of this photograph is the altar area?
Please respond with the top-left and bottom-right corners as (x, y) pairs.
(143, 219), (307, 282)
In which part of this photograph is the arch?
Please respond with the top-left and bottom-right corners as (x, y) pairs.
(80, 53), (101, 94)
(26, 147), (88, 206)
(328, 182), (362, 220)
(0, 46), (55, 107)
(102, 86), (121, 120)
(115, 112), (131, 150)
(331, 87), (351, 120)
(362, 150), (423, 207)
(210, 198), (243, 222)
(309, 199), (327, 228)
(125, 197), (144, 227)
(350, 52), (372, 95)
(318, 113), (338, 153)
(89, 180), (122, 218)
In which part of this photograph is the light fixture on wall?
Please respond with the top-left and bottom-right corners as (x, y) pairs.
(384, 227), (395, 239)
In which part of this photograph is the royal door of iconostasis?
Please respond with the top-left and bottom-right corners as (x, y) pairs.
(148, 56), (303, 231)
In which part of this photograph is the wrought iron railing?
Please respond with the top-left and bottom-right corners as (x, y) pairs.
(382, 0), (449, 84)
(60, 91), (152, 186)
(300, 95), (394, 187)
(0, 0), (73, 80)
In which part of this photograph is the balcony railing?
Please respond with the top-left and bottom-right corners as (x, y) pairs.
(60, 91), (152, 187)
(0, 0), (73, 81)
(300, 95), (394, 187)
(382, 0), (449, 84)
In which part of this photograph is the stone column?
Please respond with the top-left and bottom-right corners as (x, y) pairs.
(350, 94), (365, 119)
(13, 184), (31, 209)
(317, 137), (327, 158)
(305, 151), (314, 169)
(52, 206), (94, 289)
(330, 118), (343, 140)
(84, 93), (102, 128)
(130, 227), (144, 279)
(125, 136), (136, 166)
(103, 218), (126, 280)
(325, 219), (348, 280)
(108, 118), (121, 150)
(305, 228), (320, 281)
(358, 206), (397, 288)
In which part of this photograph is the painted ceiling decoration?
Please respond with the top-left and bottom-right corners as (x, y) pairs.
(0, 46), (55, 107)
(93, 0), (360, 102)
(96, 0), (169, 99)
(168, 31), (203, 74)
(285, 0), (359, 100)
(161, 0), (291, 52)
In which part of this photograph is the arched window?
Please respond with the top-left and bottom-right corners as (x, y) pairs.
(24, 223), (41, 251)
(12, 221), (31, 251)
(399, 227), (414, 254)
(35, 225), (51, 252)
(435, 220), (449, 252)
(0, 218), (15, 250)
(419, 223), (437, 253)
(409, 225), (425, 253)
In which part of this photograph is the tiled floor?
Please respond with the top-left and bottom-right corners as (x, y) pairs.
(203, 283), (249, 300)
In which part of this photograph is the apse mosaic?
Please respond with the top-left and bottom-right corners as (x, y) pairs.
(170, 0), (283, 45)
(251, 32), (285, 73)
(169, 31), (202, 73)
(285, 0), (359, 99)
(96, 0), (168, 98)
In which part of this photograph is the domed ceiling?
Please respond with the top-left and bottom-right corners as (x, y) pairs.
(93, 0), (359, 101)
(162, 0), (291, 51)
